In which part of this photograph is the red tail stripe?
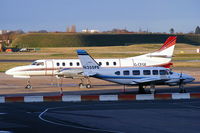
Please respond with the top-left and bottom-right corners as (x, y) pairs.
(158, 36), (177, 51)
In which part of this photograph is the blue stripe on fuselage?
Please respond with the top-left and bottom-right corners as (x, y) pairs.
(94, 74), (146, 79)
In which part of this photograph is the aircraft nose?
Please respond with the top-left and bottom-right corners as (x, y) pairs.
(5, 68), (14, 75)
(183, 74), (195, 83)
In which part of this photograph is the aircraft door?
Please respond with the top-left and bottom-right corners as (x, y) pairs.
(45, 60), (54, 76)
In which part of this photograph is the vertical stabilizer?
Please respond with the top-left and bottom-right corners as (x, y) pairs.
(77, 49), (100, 76)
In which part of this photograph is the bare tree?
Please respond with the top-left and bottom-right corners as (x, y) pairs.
(169, 28), (175, 34)
(195, 26), (200, 34)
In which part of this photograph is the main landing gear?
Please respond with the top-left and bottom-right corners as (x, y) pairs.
(179, 82), (186, 93)
(138, 84), (156, 94)
(25, 79), (32, 89)
(138, 84), (146, 94)
(79, 77), (92, 88)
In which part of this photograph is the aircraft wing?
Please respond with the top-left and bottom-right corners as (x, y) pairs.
(131, 77), (161, 84)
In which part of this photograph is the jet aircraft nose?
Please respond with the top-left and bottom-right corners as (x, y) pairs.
(5, 68), (14, 75)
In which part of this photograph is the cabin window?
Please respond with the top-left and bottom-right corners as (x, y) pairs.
(123, 70), (130, 75)
(160, 70), (168, 75)
(132, 70), (140, 75)
(77, 62), (80, 66)
(56, 62), (60, 66)
(70, 62), (73, 66)
(113, 62), (117, 66)
(152, 70), (158, 75)
(62, 62), (65, 66)
(115, 71), (120, 75)
(99, 62), (102, 66)
(143, 70), (151, 75)
(106, 62), (109, 66)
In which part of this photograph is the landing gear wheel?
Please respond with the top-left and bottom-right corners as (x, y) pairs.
(79, 83), (84, 88)
(86, 84), (92, 88)
(179, 89), (186, 93)
(138, 84), (146, 94)
(25, 85), (32, 89)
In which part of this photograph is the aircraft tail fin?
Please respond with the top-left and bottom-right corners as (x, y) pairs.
(77, 49), (100, 76)
(158, 36), (177, 51)
(150, 36), (177, 57)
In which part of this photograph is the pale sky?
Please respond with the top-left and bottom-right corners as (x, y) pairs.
(1, 0), (199, 33)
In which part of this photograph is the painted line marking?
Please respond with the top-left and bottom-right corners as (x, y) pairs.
(38, 106), (122, 133)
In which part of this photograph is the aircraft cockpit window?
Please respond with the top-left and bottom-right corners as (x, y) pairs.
(143, 70), (151, 75)
(32, 62), (44, 66)
(32, 62), (37, 65)
(160, 70), (168, 75)
(123, 70), (130, 75)
(152, 70), (158, 75)
(115, 71), (120, 75)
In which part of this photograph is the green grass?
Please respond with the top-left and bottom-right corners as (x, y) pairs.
(11, 33), (200, 48)
(1, 43), (200, 72)
(0, 62), (30, 72)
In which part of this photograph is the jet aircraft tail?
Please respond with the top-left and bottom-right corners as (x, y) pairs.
(127, 36), (177, 68)
(152, 36), (177, 57)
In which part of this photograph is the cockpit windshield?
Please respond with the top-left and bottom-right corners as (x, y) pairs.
(31, 62), (44, 66)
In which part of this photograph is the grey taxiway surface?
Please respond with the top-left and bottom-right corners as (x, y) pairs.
(1, 100), (200, 133)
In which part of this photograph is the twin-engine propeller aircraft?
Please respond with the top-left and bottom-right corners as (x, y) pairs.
(76, 49), (195, 93)
(6, 36), (177, 89)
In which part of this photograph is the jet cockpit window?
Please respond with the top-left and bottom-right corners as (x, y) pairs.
(143, 70), (151, 75)
(32, 62), (44, 66)
(160, 70), (168, 75)
(115, 71), (120, 75)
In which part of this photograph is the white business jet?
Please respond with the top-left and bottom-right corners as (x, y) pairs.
(6, 36), (177, 89)
(76, 49), (195, 93)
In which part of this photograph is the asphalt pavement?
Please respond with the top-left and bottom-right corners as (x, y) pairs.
(1, 100), (200, 133)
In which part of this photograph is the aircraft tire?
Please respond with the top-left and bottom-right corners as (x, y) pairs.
(79, 83), (84, 87)
(179, 89), (186, 93)
(86, 84), (92, 88)
(25, 85), (32, 89)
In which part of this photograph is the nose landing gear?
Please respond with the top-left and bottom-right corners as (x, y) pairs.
(25, 79), (32, 89)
